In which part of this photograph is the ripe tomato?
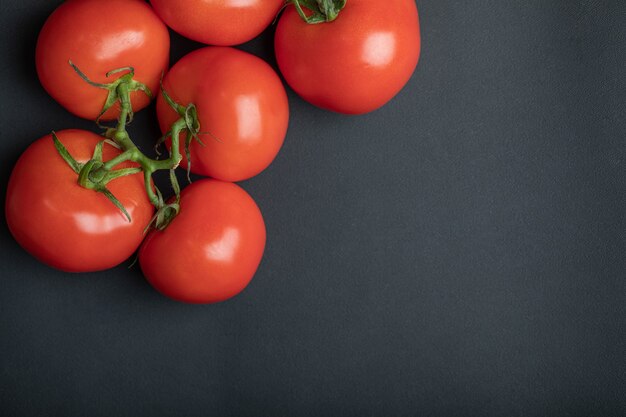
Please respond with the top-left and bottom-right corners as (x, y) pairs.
(5, 130), (154, 273)
(157, 47), (289, 182)
(36, 0), (170, 121)
(139, 179), (266, 304)
(275, 0), (421, 114)
(149, 0), (284, 46)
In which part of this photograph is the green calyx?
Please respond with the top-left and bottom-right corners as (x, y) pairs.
(156, 82), (207, 183)
(288, 0), (347, 24)
(52, 62), (204, 231)
(144, 169), (181, 232)
(69, 61), (152, 126)
(52, 133), (140, 222)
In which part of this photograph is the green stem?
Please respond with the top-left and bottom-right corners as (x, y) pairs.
(91, 80), (186, 206)
(61, 63), (205, 230)
(143, 170), (159, 207)
(116, 84), (131, 133)
(102, 149), (134, 171)
(64, 62), (197, 229)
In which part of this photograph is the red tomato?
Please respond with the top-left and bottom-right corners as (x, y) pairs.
(149, 0), (284, 46)
(139, 179), (266, 304)
(157, 47), (289, 182)
(5, 130), (154, 272)
(275, 0), (421, 114)
(36, 0), (170, 121)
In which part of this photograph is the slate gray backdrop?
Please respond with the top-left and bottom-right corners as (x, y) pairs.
(1, 1), (624, 416)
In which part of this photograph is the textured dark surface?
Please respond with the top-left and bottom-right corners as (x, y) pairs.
(1, 1), (625, 416)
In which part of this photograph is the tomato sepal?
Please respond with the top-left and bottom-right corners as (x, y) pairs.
(69, 61), (153, 127)
(143, 176), (180, 232)
(157, 83), (208, 182)
(52, 132), (138, 222)
(288, 0), (346, 23)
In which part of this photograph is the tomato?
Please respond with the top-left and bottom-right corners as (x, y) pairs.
(275, 0), (421, 114)
(5, 130), (154, 273)
(149, 0), (284, 46)
(138, 179), (266, 304)
(36, 0), (170, 121)
(157, 47), (289, 182)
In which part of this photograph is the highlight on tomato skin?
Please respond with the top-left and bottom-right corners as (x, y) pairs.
(138, 179), (266, 304)
(275, 0), (421, 114)
(5, 130), (154, 273)
(149, 0), (284, 46)
(36, 0), (170, 121)
(157, 46), (289, 182)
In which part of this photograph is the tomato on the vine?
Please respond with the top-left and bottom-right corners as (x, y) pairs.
(275, 0), (421, 114)
(139, 179), (266, 304)
(149, 0), (284, 46)
(36, 0), (170, 121)
(157, 47), (289, 182)
(5, 130), (154, 273)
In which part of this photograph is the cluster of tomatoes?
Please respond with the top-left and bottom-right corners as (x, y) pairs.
(5, 0), (420, 304)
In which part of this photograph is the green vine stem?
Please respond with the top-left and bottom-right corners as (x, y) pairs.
(53, 62), (204, 230)
(287, 0), (347, 23)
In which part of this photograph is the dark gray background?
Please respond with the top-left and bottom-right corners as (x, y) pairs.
(1, 1), (624, 416)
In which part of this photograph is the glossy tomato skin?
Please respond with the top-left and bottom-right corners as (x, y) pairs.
(139, 180), (266, 304)
(275, 0), (421, 114)
(36, 0), (170, 121)
(157, 47), (289, 182)
(5, 130), (154, 273)
(149, 0), (284, 46)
